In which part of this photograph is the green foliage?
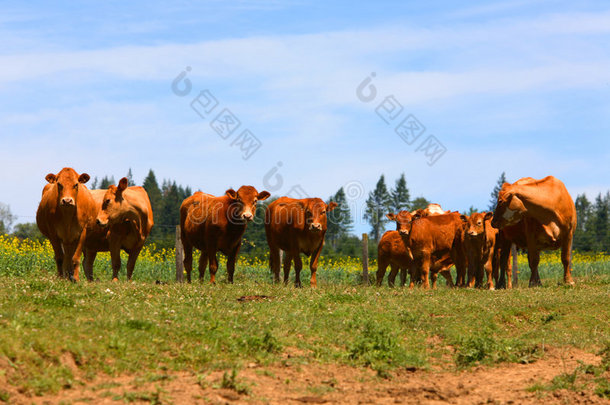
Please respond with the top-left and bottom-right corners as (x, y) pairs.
(410, 196), (430, 210)
(11, 223), (44, 242)
(488, 171), (507, 211)
(364, 175), (392, 242)
(326, 187), (354, 249)
(220, 369), (251, 395)
(390, 173), (410, 213)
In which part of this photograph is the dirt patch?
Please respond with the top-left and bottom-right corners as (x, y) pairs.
(2, 347), (608, 404)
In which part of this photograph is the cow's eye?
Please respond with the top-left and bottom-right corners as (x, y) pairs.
(73, 183), (78, 189)
(478, 221), (482, 225)
(105, 199), (111, 205)
(57, 182), (63, 189)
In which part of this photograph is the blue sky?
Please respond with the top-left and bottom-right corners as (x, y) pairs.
(1, 0), (610, 235)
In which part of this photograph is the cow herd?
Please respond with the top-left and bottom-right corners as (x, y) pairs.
(36, 167), (577, 289)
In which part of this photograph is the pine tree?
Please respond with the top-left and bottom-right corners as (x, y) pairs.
(489, 172), (507, 211)
(574, 193), (593, 251)
(364, 175), (392, 242)
(591, 193), (610, 252)
(90, 176), (99, 190)
(326, 187), (353, 248)
(0, 202), (15, 234)
(100, 176), (115, 189)
(390, 173), (410, 213)
(410, 197), (430, 210)
(126, 168), (135, 186)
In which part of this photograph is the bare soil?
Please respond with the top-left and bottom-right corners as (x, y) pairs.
(2, 347), (608, 404)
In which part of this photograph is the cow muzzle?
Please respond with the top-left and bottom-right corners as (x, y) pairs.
(398, 229), (409, 236)
(96, 218), (109, 227)
(241, 212), (253, 221)
(61, 197), (75, 206)
(309, 223), (323, 232)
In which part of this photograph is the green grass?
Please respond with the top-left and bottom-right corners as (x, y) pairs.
(1, 263), (609, 397)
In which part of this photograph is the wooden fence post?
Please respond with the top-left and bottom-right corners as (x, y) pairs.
(175, 225), (184, 283)
(511, 244), (518, 287)
(362, 233), (369, 285)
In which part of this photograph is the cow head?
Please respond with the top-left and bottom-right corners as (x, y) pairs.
(96, 177), (129, 227)
(45, 167), (90, 209)
(301, 199), (337, 232)
(226, 185), (270, 223)
(386, 210), (415, 236)
(461, 212), (493, 238)
(491, 184), (527, 229)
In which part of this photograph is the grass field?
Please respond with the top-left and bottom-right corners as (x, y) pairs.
(0, 235), (609, 403)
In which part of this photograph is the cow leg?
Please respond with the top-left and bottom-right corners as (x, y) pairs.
(294, 254), (303, 288)
(497, 243), (511, 289)
(376, 256), (389, 287)
(419, 253), (431, 289)
(283, 252), (292, 285)
(269, 246), (281, 283)
(70, 229), (88, 282)
(198, 252), (208, 282)
(484, 255), (494, 290)
(309, 242), (324, 288)
(110, 243), (122, 281)
(561, 237), (575, 285)
(208, 251), (218, 284)
(125, 245), (143, 281)
(226, 246), (239, 284)
(527, 249), (542, 287)
(408, 262), (419, 288)
(62, 241), (80, 282)
(440, 269), (454, 288)
(183, 241), (194, 283)
(388, 264), (399, 288)
(83, 249), (97, 282)
(430, 270), (439, 289)
(400, 267), (407, 287)
(49, 236), (65, 278)
(466, 254), (477, 288)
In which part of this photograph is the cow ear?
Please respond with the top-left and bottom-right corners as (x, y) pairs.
(327, 202), (338, 212)
(225, 189), (238, 200)
(78, 173), (90, 184)
(460, 214), (468, 223)
(484, 211), (493, 221)
(117, 177), (128, 191)
(257, 191), (271, 201)
(508, 195), (526, 212)
(386, 213), (396, 221)
(45, 173), (57, 183)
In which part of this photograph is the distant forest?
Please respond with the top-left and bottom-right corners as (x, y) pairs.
(1, 171), (609, 257)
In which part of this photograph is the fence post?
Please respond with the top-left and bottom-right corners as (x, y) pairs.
(511, 244), (518, 287)
(362, 233), (369, 285)
(175, 225), (184, 283)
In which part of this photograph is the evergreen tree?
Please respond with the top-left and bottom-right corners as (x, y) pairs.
(160, 181), (182, 230)
(410, 197), (430, 210)
(126, 168), (135, 186)
(574, 194), (594, 251)
(591, 193), (610, 252)
(390, 173), (410, 213)
(326, 187), (353, 248)
(90, 176), (99, 190)
(100, 176), (115, 189)
(364, 175), (392, 242)
(142, 170), (163, 218)
(489, 172), (507, 211)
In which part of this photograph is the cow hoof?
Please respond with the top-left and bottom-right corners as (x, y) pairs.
(112, 278), (119, 282)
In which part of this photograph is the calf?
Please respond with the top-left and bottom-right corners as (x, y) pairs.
(461, 212), (497, 289)
(377, 211), (454, 288)
(180, 186), (270, 283)
(265, 197), (337, 287)
(36, 168), (96, 281)
(85, 178), (154, 281)
(399, 212), (467, 289)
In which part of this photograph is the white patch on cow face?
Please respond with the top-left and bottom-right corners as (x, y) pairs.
(502, 208), (515, 221)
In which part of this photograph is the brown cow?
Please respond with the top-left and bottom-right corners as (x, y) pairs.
(399, 212), (468, 289)
(265, 197), (337, 287)
(461, 212), (497, 289)
(491, 176), (576, 287)
(36, 167), (97, 281)
(180, 186), (270, 283)
(85, 178), (154, 281)
(377, 210), (454, 288)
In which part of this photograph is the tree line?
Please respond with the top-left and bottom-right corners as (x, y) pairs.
(1, 171), (608, 255)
